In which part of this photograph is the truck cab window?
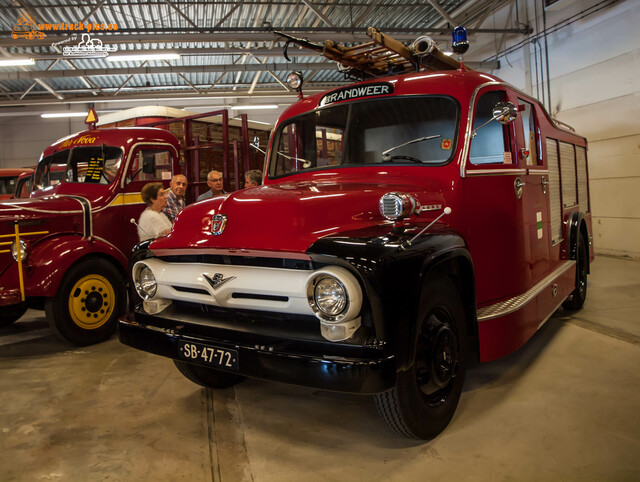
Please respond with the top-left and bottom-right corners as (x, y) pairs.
(470, 91), (512, 165)
(269, 96), (458, 178)
(128, 148), (173, 182)
(66, 146), (123, 184)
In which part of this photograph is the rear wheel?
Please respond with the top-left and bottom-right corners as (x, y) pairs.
(174, 360), (246, 389)
(45, 258), (125, 345)
(0, 303), (27, 327)
(563, 233), (588, 311)
(374, 276), (467, 439)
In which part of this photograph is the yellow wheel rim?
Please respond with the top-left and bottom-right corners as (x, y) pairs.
(68, 274), (116, 330)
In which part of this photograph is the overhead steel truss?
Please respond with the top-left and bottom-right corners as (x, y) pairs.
(0, 0), (523, 106)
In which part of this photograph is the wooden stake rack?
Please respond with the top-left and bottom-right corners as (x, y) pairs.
(276, 27), (467, 79)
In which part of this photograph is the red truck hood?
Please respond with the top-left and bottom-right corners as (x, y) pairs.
(151, 179), (443, 254)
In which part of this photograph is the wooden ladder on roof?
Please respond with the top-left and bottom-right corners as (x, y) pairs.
(276, 27), (467, 79)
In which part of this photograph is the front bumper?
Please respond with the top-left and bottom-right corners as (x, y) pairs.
(118, 306), (396, 394)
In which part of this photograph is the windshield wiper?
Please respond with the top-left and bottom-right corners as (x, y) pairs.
(382, 134), (442, 161)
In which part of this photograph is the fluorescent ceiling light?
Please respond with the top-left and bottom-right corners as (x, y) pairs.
(230, 105), (278, 110)
(107, 53), (180, 62)
(0, 58), (35, 66)
(41, 112), (88, 118)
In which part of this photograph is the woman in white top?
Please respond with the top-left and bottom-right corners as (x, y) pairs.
(138, 182), (173, 242)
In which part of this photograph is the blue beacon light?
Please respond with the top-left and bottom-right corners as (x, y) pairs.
(452, 26), (469, 60)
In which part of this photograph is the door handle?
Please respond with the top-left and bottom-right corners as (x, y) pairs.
(514, 177), (524, 199)
(541, 176), (549, 194)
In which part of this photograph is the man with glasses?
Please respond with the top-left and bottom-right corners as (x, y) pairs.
(197, 170), (225, 201)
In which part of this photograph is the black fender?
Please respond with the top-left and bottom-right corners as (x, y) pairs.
(566, 212), (591, 274)
(307, 224), (476, 371)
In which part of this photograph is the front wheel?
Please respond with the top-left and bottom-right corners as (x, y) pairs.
(45, 258), (125, 345)
(174, 360), (246, 389)
(374, 276), (467, 439)
(563, 233), (588, 311)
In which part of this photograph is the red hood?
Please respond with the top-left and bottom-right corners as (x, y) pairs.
(151, 179), (445, 254)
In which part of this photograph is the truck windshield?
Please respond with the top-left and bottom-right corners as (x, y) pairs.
(269, 95), (459, 178)
(35, 145), (123, 190)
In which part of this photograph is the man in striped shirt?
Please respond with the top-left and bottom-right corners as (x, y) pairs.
(162, 174), (187, 222)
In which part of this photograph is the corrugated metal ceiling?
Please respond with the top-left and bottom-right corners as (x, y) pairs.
(0, 0), (521, 106)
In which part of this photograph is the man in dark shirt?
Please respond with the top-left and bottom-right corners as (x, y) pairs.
(162, 174), (187, 222)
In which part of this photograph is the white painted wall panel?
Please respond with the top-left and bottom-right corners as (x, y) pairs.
(587, 135), (640, 180)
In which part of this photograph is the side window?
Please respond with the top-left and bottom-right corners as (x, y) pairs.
(519, 99), (539, 165)
(469, 91), (512, 165)
(128, 148), (174, 183)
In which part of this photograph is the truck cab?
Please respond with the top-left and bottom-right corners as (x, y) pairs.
(118, 31), (593, 439)
(0, 124), (181, 344)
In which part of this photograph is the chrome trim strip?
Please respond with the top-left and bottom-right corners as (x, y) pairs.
(58, 195), (92, 238)
(527, 169), (549, 175)
(477, 260), (575, 321)
(151, 247), (313, 261)
(460, 81), (502, 179)
(466, 168), (526, 177)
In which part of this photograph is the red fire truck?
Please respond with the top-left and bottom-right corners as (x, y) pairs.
(0, 108), (267, 344)
(118, 29), (593, 439)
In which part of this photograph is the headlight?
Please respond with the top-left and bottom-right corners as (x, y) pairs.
(134, 265), (157, 299)
(314, 277), (348, 317)
(11, 239), (28, 261)
(379, 192), (419, 220)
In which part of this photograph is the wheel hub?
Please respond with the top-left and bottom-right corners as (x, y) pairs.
(416, 310), (459, 400)
(68, 275), (115, 329)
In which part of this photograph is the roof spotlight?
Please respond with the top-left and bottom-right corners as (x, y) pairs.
(287, 71), (304, 97)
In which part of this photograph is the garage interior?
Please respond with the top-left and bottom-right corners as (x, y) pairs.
(1, 0), (639, 480)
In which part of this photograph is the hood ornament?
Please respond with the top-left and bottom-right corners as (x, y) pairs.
(203, 273), (236, 291)
(211, 214), (227, 235)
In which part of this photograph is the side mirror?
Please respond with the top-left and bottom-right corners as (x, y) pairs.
(142, 155), (154, 174)
(471, 101), (518, 138)
(492, 101), (518, 124)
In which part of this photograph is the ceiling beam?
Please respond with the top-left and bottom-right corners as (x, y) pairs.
(163, 0), (199, 28)
(0, 25), (528, 48)
(301, 0), (335, 28)
(0, 62), (338, 81)
(426, 0), (456, 25)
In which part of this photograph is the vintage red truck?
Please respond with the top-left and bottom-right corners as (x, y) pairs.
(119, 29), (593, 439)
(0, 123), (181, 342)
(0, 167), (34, 200)
(0, 108), (267, 343)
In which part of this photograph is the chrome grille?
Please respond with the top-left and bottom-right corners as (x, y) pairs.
(559, 141), (577, 207)
(576, 146), (589, 213)
(381, 196), (401, 219)
(546, 138), (563, 243)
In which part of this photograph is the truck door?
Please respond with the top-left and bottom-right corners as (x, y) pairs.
(120, 145), (177, 250)
(463, 87), (528, 306)
(513, 97), (551, 288)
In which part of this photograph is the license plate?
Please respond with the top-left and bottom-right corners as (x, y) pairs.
(177, 341), (239, 371)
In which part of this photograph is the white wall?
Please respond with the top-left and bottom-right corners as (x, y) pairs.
(475, 0), (640, 258)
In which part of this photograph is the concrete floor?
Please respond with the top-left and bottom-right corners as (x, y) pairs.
(1, 255), (639, 481)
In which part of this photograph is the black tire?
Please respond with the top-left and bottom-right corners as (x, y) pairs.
(374, 276), (467, 440)
(563, 233), (588, 311)
(0, 303), (27, 327)
(45, 257), (125, 345)
(173, 360), (246, 389)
